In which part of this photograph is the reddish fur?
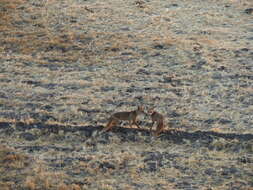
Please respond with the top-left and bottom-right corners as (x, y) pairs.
(154, 120), (165, 136)
(103, 106), (144, 132)
(149, 109), (166, 137)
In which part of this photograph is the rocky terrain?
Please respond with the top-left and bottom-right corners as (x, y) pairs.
(0, 0), (252, 189)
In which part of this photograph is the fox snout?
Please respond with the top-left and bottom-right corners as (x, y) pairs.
(147, 108), (154, 115)
(138, 106), (144, 112)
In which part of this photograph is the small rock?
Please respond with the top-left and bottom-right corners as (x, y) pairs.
(163, 76), (173, 83)
(15, 122), (33, 131)
(121, 52), (132, 56)
(244, 8), (253, 14)
(26, 146), (45, 152)
(221, 167), (238, 176)
(241, 48), (249, 52)
(153, 44), (164, 49)
(120, 27), (130, 31)
(4, 128), (15, 135)
(126, 87), (135, 93)
(204, 119), (216, 124)
(212, 73), (222, 79)
(78, 108), (100, 113)
(142, 152), (163, 171)
(41, 105), (54, 111)
(20, 132), (38, 141)
(191, 60), (206, 70)
(21, 80), (41, 86)
(218, 66), (226, 71)
(219, 118), (232, 124)
(205, 168), (216, 175)
(238, 156), (252, 164)
(126, 132), (138, 142)
(143, 152), (163, 163)
(175, 30), (185, 34)
(101, 86), (115, 92)
(168, 111), (180, 118)
(150, 52), (161, 57)
(0, 122), (11, 130)
(51, 163), (66, 168)
(171, 3), (178, 7)
(136, 69), (150, 75)
(99, 162), (115, 172)
(146, 162), (157, 172)
(165, 4), (178, 8)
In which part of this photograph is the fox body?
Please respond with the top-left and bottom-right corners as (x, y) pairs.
(148, 109), (165, 136)
(103, 106), (145, 132)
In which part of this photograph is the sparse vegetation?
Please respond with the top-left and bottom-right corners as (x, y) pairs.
(0, 0), (252, 189)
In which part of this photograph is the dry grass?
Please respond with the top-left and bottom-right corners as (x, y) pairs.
(0, 145), (28, 169)
(0, 0), (252, 189)
(0, 126), (252, 189)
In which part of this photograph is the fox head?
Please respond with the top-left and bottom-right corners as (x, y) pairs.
(148, 107), (155, 115)
(137, 105), (144, 112)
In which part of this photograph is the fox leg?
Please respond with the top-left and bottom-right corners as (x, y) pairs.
(129, 117), (140, 129)
(154, 129), (161, 137)
(129, 120), (136, 128)
(154, 123), (164, 137)
(102, 120), (112, 132)
(150, 122), (155, 132)
(132, 118), (141, 129)
(103, 118), (117, 132)
(129, 120), (133, 128)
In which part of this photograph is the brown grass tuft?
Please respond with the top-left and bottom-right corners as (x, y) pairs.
(0, 0), (25, 9)
(57, 183), (68, 190)
(24, 177), (36, 190)
(71, 184), (81, 190)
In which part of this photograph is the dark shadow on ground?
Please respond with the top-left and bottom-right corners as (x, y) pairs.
(1, 122), (252, 144)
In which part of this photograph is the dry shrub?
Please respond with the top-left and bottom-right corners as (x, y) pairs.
(24, 177), (36, 190)
(24, 163), (69, 190)
(0, 182), (14, 190)
(57, 183), (68, 190)
(0, 145), (11, 160)
(0, 0), (25, 9)
(71, 184), (81, 190)
(57, 183), (81, 190)
(210, 127), (224, 133)
(0, 0), (26, 26)
(0, 145), (28, 169)
(3, 154), (23, 163)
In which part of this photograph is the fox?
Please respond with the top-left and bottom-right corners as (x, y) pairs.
(102, 106), (145, 132)
(148, 108), (166, 137)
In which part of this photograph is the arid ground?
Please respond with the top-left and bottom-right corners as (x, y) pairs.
(0, 0), (252, 189)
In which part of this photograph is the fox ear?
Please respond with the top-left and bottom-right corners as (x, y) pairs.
(138, 105), (144, 110)
(149, 107), (155, 111)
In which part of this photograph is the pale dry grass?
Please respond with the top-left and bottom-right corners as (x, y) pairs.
(0, 0), (252, 188)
